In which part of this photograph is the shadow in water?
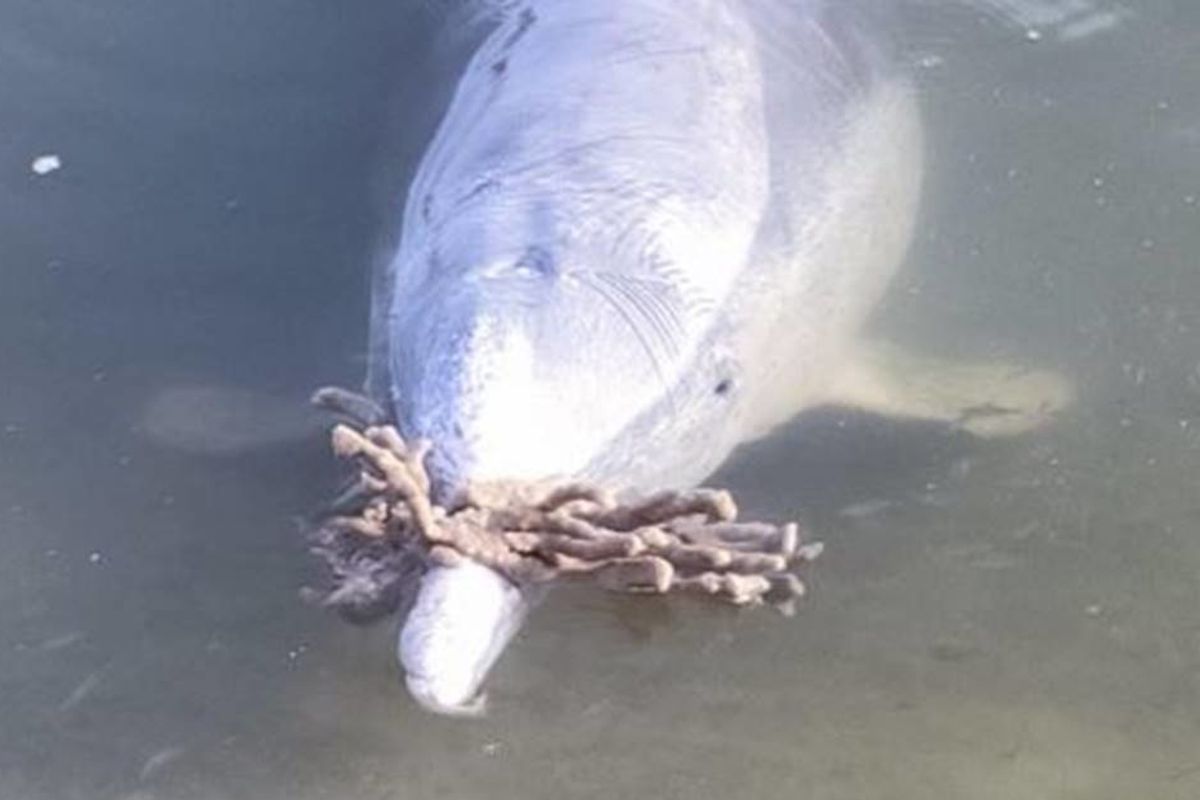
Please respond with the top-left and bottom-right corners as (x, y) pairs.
(713, 405), (979, 522)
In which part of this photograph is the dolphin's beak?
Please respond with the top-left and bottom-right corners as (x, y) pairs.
(404, 673), (490, 718)
(397, 559), (535, 717)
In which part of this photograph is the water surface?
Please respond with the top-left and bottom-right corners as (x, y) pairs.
(2, 2), (1199, 798)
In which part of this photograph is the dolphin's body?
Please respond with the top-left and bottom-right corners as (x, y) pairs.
(370, 0), (929, 715)
(115, 0), (1092, 716)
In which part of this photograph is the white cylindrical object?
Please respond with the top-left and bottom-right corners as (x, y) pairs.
(398, 560), (532, 716)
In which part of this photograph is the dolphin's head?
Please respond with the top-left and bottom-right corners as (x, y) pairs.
(384, 249), (738, 715)
(390, 254), (725, 496)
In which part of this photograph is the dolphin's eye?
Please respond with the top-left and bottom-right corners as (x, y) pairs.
(513, 246), (555, 277)
(714, 378), (734, 396)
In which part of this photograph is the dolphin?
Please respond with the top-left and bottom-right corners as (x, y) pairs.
(365, 0), (1070, 715)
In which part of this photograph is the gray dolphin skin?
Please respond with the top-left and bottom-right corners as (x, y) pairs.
(369, 0), (924, 715)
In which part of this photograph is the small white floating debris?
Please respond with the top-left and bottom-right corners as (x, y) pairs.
(139, 746), (185, 781)
(1059, 10), (1125, 42)
(31, 154), (62, 176)
(88, 551), (102, 564)
(59, 672), (102, 712)
(837, 499), (893, 520)
(38, 631), (83, 652)
(915, 53), (945, 70)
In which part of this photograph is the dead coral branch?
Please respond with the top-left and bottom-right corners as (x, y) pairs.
(306, 388), (820, 619)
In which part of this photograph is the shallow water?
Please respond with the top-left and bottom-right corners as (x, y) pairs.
(2, 2), (1199, 798)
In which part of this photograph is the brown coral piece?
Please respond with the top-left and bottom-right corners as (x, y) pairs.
(307, 387), (820, 618)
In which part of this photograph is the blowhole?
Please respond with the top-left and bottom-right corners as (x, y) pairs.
(715, 378), (734, 396)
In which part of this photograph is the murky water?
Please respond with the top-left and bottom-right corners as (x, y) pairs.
(3, 2), (1199, 798)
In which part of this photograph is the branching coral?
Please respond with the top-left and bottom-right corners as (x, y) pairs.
(305, 386), (821, 621)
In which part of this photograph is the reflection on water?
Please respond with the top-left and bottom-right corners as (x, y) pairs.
(2, 1), (1199, 798)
